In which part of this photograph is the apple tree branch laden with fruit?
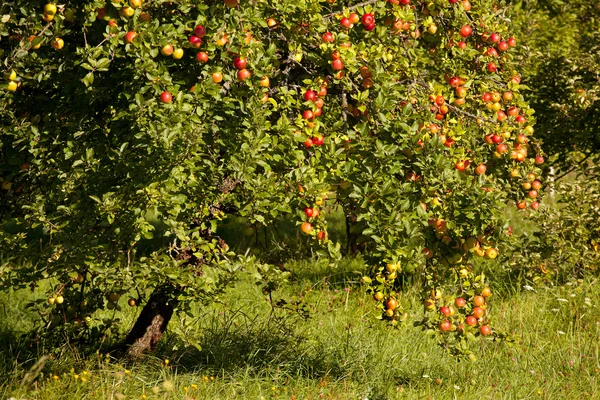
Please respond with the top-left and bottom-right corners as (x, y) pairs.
(1, 0), (541, 356)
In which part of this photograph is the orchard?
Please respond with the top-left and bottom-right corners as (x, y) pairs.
(0, 0), (548, 363)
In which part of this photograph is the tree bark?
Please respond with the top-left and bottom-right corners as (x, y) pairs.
(122, 285), (177, 358)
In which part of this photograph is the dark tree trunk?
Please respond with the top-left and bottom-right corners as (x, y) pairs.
(122, 285), (178, 358)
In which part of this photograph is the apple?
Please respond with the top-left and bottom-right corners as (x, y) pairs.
(171, 48), (183, 59)
(233, 57), (247, 69)
(224, 0), (238, 7)
(517, 200), (527, 209)
(122, 6), (135, 17)
(472, 306), (485, 318)
(300, 222), (313, 234)
(535, 156), (544, 165)
(462, 0), (472, 10)
(194, 25), (206, 38)
(51, 38), (64, 50)
(312, 134), (324, 146)
(364, 23), (375, 32)
(489, 33), (500, 43)
(479, 325), (492, 336)
(374, 291), (384, 301)
(459, 25), (472, 38)
(487, 62), (497, 73)
(498, 41), (509, 51)
(304, 207), (314, 218)
(481, 287), (492, 298)
(455, 297), (467, 308)
(482, 92), (492, 102)
(332, 59), (344, 70)
(322, 32), (334, 43)
(160, 92), (172, 103)
(507, 37), (517, 47)
(531, 201), (540, 210)
(259, 76), (270, 87)
(455, 87), (467, 98)
(266, 18), (277, 28)
(458, 41), (467, 49)
(55, 295), (64, 304)
(216, 35), (228, 46)
(304, 90), (316, 102)
(340, 18), (352, 29)
(196, 51), (209, 63)
(507, 106), (519, 117)
(497, 110), (507, 122)
(528, 190), (538, 199)
(435, 95), (445, 106)
(386, 297), (398, 310)
(497, 144), (507, 153)
(440, 306), (451, 317)
(189, 35), (202, 48)
(485, 247), (498, 259)
(140, 12), (151, 21)
(491, 134), (503, 144)
(303, 138), (313, 148)
(532, 180), (542, 190)
(125, 31), (137, 44)
(212, 72), (223, 83)
(361, 13), (374, 26)
(237, 68), (251, 80)
(473, 295), (485, 307)
(161, 44), (174, 56)
(466, 315), (477, 326)
(130, 0), (142, 7)
(302, 110), (314, 120)
(440, 320), (452, 332)
(476, 164), (487, 175)
(349, 13), (360, 24)
(48, 297), (56, 305)
(128, 298), (137, 307)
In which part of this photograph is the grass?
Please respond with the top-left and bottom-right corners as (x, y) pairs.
(2, 256), (600, 399)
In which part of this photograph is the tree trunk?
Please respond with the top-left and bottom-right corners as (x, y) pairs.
(122, 285), (177, 358)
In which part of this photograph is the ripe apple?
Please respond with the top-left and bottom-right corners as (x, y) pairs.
(332, 59), (344, 70)
(160, 91), (172, 103)
(300, 222), (313, 234)
(312, 134), (324, 146)
(55, 295), (64, 304)
(466, 315), (477, 326)
(498, 41), (509, 51)
(374, 291), (384, 301)
(196, 51), (209, 63)
(481, 287), (492, 297)
(340, 18), (352, 29)
(349, 13), (360, 24)
(473, 295), (485, 307)
(51, 38), (64, 50)
(386, 297), (398, 310)
(462, 0), (472, 10)
(517, 200), (527, 209)
(485, 247), (498, 259)
(304, 90), (317, 102)
(122, 6), (135, 17)
(322, 32), (334, 43)
(507, 37), (517, 47)
(487, 62), (498, 73)
(125, 31), (137, 43)
(48, 297), (56, 305)
(489, 33), (500, 43)
(194, 25), (206, 38)
(535, 155), (544, 165)
(237, 68), (251, 80)
(497, 110), (507, 122)
(440, 320), (452, 332)
(455, 297), (467, 308)
(259, 76), (270, 87)
(233, 57), (247, 69)
(476, 164), (487, 175)
(169, 48), (183, 59)
(130, 0), (142, 7)
(458, 41), (467, 49)
(189, 35), (202, 48)
(161, 44), (174, 56)
(497, 144), (507, 153)
(302, 110), (314, 120)
(212, 72), (223, 83)
(531, 201), (540, 210)
(361, 13), (374, 26)
(439, 306), (451, 317)
(128, 298), (137, 307)
(304, 207), (314, 218)
(472, 306), (485, 318)
(459, 25), (472, 38)
(303, 138), (313, 148)
(44, 3), (57, 16)
(479, 325), (492, 336)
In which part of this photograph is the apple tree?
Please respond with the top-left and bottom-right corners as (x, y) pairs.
(1, 0), (542, 357)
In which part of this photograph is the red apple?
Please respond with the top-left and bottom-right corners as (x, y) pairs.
(233, 57), (247, 69)
(459, 25), (472, 38)
(160, 91), (172, 103)
(194, 25), (206, 38)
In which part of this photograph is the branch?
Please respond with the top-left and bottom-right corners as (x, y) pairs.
(324, 0), (378, 19)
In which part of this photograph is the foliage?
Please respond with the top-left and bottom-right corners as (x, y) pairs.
(0, 0), (543, 355)
(510, 0), (600, 171)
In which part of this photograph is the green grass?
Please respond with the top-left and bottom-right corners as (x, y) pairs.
(2, 258), (600, 399)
